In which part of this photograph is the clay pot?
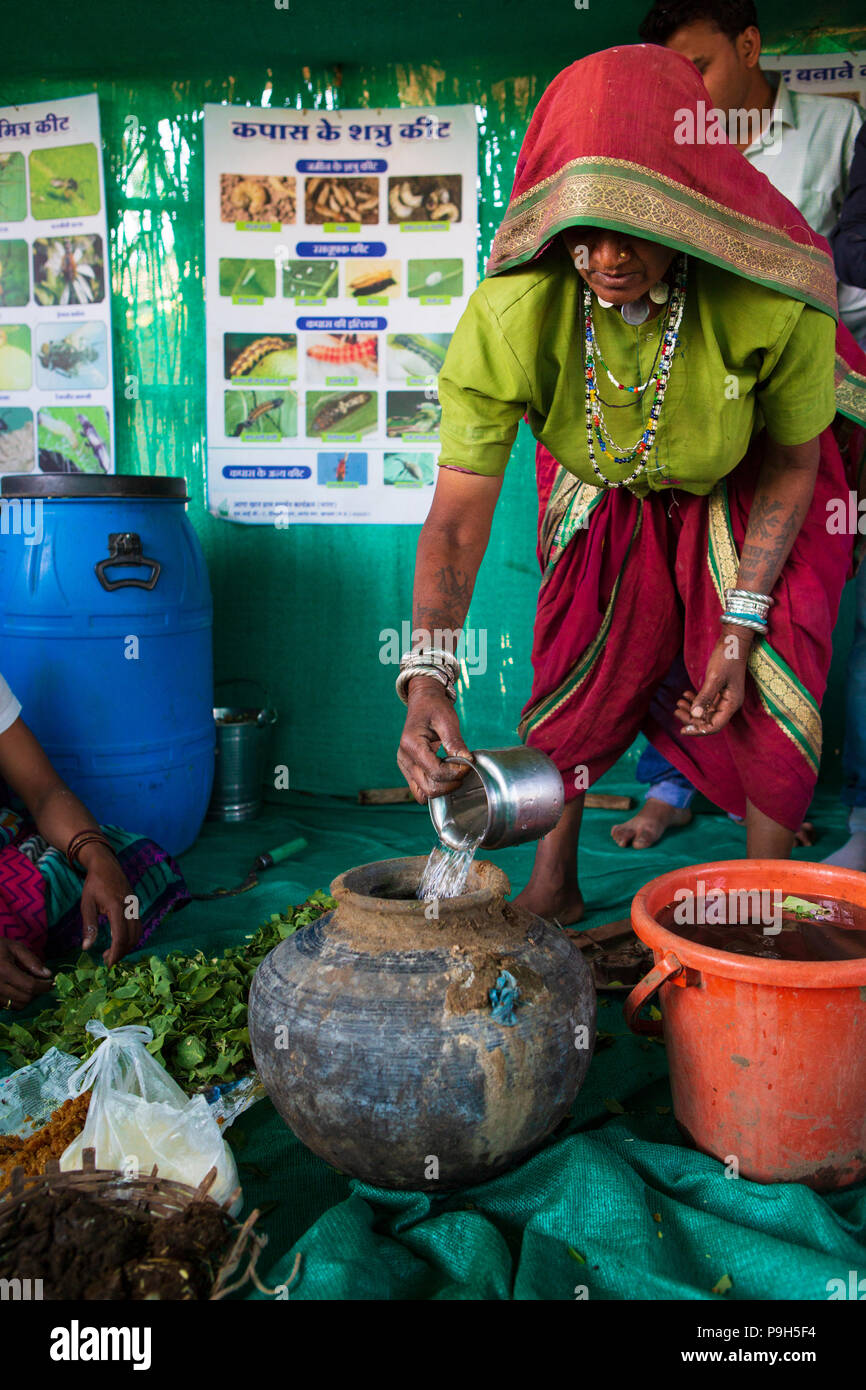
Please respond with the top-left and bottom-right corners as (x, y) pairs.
(248, 855), (596, 1190)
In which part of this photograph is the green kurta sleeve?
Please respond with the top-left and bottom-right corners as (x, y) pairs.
(755, 301), (837, 446)
(437, 284), (531, 475)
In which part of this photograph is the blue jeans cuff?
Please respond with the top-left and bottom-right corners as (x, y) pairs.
(645, 779), (696, 811)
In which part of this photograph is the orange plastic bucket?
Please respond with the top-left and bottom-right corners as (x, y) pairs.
(626, 859), (866, 1191)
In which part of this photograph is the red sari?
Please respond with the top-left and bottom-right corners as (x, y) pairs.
(485, 46), (866, 831)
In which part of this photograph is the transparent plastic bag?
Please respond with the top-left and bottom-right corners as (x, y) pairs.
(60, 1021), (241, 1213)
(0, 1048), (81, 1137)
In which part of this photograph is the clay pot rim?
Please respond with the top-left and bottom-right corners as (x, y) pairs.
(329, 854), (512, 915)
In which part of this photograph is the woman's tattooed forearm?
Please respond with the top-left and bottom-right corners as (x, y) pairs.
(737, 496), (808, 592)
(414, 565), (474, 642)
(744, 495), (786, 541)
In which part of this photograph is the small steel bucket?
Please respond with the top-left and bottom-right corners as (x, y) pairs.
(429, 746), (564, 851)
(207, 680), (278, 822)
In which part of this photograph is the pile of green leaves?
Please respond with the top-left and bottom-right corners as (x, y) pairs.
(0, 891), (334, 1089)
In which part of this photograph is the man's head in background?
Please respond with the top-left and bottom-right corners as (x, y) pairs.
(638, 0), (770, 117)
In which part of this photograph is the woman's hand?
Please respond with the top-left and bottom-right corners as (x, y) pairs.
(676, 631), (751, 736)
(397, 680), (474, 803)
(0, 940), (53, 1010)
(78, 842), (141, 967)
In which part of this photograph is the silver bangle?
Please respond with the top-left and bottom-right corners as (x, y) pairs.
(725, 602), (768, 622)
(396, 666), (457, 706)
(421, 646), (461, 670)
(720, 613), (767, 634)
(400, 647), (459, 678)
(725, 588), (774, 608)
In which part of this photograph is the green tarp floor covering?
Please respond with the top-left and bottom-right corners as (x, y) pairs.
(12, 770), (866, 1299)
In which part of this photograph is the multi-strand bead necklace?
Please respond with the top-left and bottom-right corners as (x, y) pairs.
(582, 254), (688, 488)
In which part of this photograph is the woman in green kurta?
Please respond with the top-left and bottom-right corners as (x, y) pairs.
(437, 237), (835, 496)
(395, 45), (866, 923)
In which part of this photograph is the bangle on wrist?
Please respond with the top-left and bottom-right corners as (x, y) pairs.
(723, 588), (771, 628)
(66, 830), (114, 870)
(399, 647), (459, 679)
(720, 612), (767, 635)
(396, 646), (460, 706)
(396, 666), (457, 706)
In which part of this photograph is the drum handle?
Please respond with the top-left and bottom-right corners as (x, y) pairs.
(95, 532), (161, 591)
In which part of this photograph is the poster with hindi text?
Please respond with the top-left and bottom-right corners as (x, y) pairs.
(0, 94), (114, 478)
(203, 102), (478, 525)
(762, 51), (866, 105)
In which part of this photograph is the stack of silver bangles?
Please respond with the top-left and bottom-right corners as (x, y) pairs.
(721, 587), (774, 635)
(396, 648), (459, 705)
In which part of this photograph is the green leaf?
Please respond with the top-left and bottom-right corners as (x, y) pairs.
(114, 1003), (144, 1024)
(780, 895), (823, 920)
(111, 981), (141, 1000)
(712, 1273), (733, 1296)
(567, 1247), (586, 1264)
(603, 1098), (626, 1114)
(182, 987), (213, 1006)
(150, 1013), (176, 1039)
(175, 1035), (207, 1069)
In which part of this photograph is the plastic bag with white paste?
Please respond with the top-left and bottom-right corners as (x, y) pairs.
(60, 1021), (240, 1213)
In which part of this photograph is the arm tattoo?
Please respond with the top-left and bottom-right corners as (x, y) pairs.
(435, 565), (472, 606)
(744, 495), (786, 541)
(414, 566), (474, 648)
(737, 497), (807, 593)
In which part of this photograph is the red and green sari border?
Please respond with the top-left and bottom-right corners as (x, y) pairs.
(834, 354), (866, 427)
(488, 157), (837, 318)
(539, 473), (606, 585)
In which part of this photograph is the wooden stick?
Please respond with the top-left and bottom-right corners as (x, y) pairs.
(358, 787), (415, 804)
(566, 918), (633, 949)
(357, 787), (634, 810)
(584, 792), (633, 811)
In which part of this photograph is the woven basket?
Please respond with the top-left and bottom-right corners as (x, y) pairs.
(0, 1147), (276, 1299)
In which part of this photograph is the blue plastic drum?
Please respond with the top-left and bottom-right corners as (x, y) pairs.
(0, 475), (214, 855)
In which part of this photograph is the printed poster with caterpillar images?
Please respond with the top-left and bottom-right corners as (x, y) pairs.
(203, 102), (477, 524)
(0, 94), (114, 477)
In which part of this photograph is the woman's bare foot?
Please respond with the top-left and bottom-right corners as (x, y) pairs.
(513, 881), (585, 926)
(611, 797), (692, 849)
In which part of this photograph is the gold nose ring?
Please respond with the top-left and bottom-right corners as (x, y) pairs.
(618, 248), (628, 260)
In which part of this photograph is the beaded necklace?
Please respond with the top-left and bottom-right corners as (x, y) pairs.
(587, 319), (665, 405)
(583, 255), (688, 488)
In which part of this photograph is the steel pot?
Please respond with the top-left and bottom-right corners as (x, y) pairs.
(429, 746), (564, 850)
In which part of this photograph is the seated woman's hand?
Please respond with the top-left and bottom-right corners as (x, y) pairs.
(78, 842), (142, 967)
(675, 632), (751, 736)
(0, 940), (54, 1010)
